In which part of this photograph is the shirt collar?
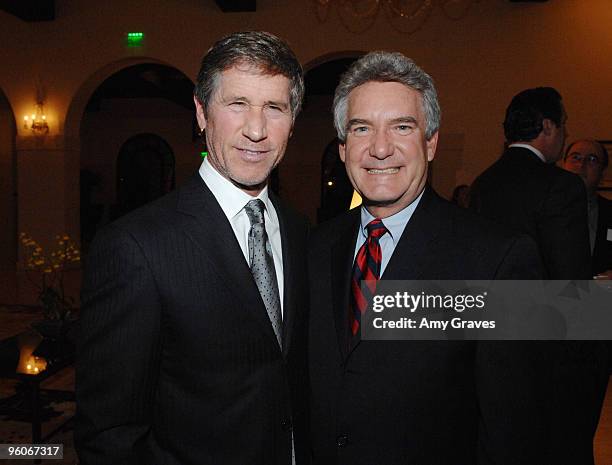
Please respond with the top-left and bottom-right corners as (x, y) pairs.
(508, 143), (546, 163)
(359, 188), (425, 243)
(198, 156), (272, 221)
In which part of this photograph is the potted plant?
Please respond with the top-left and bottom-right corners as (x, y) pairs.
(20, 233), (80, 339)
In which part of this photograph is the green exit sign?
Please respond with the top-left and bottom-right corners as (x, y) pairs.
(126, 32), (144, 47)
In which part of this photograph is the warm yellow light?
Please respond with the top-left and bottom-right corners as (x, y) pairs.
(26, 363), (32, 370)
(327, 181), (333, 186)
(24, 103), (50, 135)
(349, 190), (362, 210)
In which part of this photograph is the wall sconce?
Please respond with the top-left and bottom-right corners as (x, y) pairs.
(23, 102), (49, 136)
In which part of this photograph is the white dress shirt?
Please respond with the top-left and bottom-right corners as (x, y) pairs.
(508, 143), (546, 163)
(199, 157), (284, 314)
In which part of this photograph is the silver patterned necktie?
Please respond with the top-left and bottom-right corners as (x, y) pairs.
(244, 199), (283, 348)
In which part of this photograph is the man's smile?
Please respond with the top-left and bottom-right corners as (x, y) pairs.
(366, 168), (400, 174)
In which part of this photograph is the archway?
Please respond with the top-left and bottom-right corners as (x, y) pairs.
(115, 133), (175, 219)
(73, 61), (197, 249)
(319, 137), (354, 222)
(284, 52), (363, 224)
(0, 88), (17, 274)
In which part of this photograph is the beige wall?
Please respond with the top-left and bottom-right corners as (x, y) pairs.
(0, 0), (611, 252)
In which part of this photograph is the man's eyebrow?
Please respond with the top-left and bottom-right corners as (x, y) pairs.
(265, 99), (289, 109)
(347, 116), (419, 128)
(347, 118), (371, 127)
(220, 94), (289, 109)
(390, 116), (418, 125)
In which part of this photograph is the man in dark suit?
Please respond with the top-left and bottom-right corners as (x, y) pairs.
(562, 139), (612, 278)
(470, 89), (608, 464)
(309, 52), (550, 465)
(470, 87), (592, 279)
(76, 32), (309, 465)
(563, 139), (612, 376)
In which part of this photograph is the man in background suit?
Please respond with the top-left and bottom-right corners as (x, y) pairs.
(76, 31), (309, 465)
(563, 139), (612, 375)
(470, 88), (608, 464)
(563, 139), (612, 278)
(309, 52), (550, 465)
(470, 87), (591, 279)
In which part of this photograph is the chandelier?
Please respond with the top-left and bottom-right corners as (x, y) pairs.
(313, 0), (478, 33)
(23, 78), (49, 136)
(23, 102), (49, 136)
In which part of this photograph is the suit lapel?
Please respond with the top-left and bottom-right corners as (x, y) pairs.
(331, 209), (361, 360)
(271, 194), (299, 358)
(382, 186), (443, 281)
(176, 175), (280, 348)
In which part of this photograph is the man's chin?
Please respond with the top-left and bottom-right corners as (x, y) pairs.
(229, 176), (268, 195)
(362, 197), (399, 208)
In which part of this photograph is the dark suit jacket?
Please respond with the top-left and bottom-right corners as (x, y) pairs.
(309, 186), (554, 465)
(470, 147), (608, 464)
(593, 194), (612, 275)
(76, 174), (309, 465)
(469, 146), (592, 279)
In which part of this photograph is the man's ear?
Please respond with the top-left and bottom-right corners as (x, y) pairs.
(339, 141), (346, 162)
(542, 118), (554, 136)
(426, 131), (439, 162)
(194, 96), (207, 130)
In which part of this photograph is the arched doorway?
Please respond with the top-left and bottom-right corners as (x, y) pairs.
(76, 62), (197, 248)
(285, 53), (362, 223)
(115, 133), (175, 218)
(0, 88), (17, 273)
(319, 137), (354, 222)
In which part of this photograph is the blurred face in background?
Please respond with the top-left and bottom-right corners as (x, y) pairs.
(563, 140), (606, 194)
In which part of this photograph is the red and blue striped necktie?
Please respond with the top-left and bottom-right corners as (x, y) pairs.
(350, 218), (388, 337)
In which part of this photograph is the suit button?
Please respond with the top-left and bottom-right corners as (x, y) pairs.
(336, 433), (349, 447)
(281, 419), (292, 432)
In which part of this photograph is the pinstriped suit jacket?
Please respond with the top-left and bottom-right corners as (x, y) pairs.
(309, 186), (554, 465)
(76, 174), (309, 465)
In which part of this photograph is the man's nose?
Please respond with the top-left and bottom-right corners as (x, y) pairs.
(579, 158), (590, 174)
(370, 129), (393, 159)
(243, 107), (267, 142)
(575, 156), (588, 167)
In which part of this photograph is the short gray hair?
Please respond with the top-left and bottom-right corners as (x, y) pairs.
(195, 31), (304, 121)
(333, 51), (440, 142)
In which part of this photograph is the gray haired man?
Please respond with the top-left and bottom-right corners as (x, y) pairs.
(308, 51), (548, 465)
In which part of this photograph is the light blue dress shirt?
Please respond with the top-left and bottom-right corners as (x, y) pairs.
(353, 189), (425, 276)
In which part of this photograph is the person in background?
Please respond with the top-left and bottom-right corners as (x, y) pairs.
(563, 139), (612, 279)
(470, 87), (608, 465)
(470, 87), (591, 279)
